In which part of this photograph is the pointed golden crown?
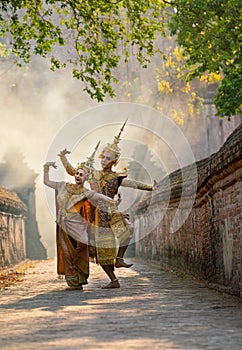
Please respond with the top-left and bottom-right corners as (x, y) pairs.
(76, 140), (101, 173)
(99, 119), (128, 163)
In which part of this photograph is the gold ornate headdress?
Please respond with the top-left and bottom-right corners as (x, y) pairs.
(75, 140), (101, 173)
(99, 119), (127, 164)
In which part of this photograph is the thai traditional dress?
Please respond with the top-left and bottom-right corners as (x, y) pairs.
(90, 169), (154, 263)
(88, 169), (130, 266)
(60, 155), (152, 267)
(55, 181), (95, 287)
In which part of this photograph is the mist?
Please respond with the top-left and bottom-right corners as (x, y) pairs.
(1, 51), (239, 258)
(0, 57), (168, 258)
(0, 56), (99, 257)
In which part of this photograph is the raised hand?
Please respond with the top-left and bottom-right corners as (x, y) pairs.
(44, 161), (57, 169)
(58, 149), (71, 157)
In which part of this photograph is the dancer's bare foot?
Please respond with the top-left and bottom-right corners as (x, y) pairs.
(101, 279), (120, 289)
(115, 257), (133, 268)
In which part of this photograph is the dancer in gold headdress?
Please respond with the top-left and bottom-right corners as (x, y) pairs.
(59, 120), (155, 288)
(43, 160), (117, 290)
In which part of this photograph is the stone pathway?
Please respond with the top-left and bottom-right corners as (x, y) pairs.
(0, 258), (241, 350)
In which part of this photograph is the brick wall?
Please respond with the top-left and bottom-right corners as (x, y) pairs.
(0, 212), (26, 267)
(0, 187), (27, 268)
(133, 123), (242, 297)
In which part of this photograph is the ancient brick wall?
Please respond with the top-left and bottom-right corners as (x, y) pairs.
(133, 123), (242, 296)
(0, 187), (27, 268)
(0, 212), (26, 267)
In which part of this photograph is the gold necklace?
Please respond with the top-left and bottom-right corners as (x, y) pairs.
(66, 183), (84, 195)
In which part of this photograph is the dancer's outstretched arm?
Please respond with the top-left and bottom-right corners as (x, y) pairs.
(121, 178), (154, 191)
(58, 149), (76, 176)
(43, 162), (58, 189)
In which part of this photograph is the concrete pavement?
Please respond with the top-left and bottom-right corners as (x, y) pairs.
(0, 258), (241, 350)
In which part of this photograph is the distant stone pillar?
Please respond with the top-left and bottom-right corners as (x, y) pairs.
(18, 184), (47, 260)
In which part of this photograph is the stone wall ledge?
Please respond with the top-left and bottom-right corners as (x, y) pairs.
(133, 122), (242, 297)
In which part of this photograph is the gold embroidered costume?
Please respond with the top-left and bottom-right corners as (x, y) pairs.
(55, 181), (95, 286)
(60, 159), (152, 266)
(59, 120), (153, 268)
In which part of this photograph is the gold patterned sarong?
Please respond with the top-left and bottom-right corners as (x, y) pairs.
(92, 206), (116, 266)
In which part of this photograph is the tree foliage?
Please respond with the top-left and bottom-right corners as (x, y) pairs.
(116, 41), (222, 125)
(168, 0), (242, 118)
(0, 0), (165, 101)
(0, 1), (241, 119)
